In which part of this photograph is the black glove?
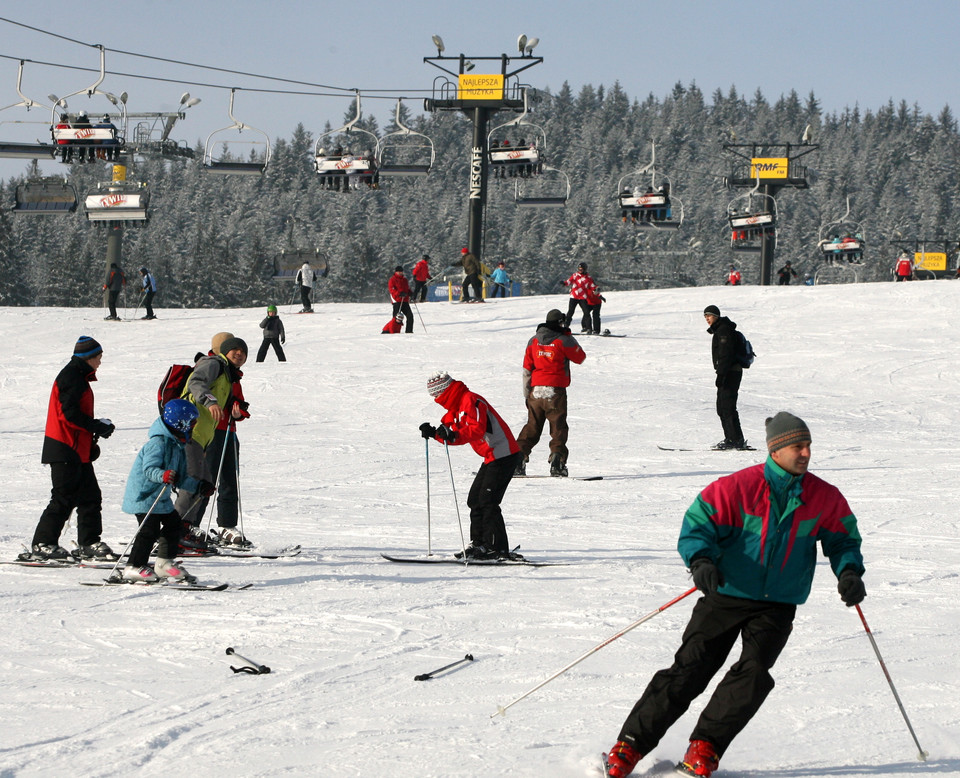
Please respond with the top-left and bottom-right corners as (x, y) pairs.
(838, 569), (866, 606)
(419, 422), (437, 439)
(198, 479), (216, 498)
(95, 419), (115, 438)
(690, 558), (724, 595)
(90, 443), (101, 462)
(436, 426), (456, 443)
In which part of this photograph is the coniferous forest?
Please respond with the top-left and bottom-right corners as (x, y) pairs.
(2, 81), (959, 307)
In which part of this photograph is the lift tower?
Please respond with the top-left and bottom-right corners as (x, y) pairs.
(723, 142), (817, 285)
(424, 36), (544, 262)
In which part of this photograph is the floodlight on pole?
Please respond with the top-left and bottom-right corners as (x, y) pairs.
(463, 60), (476, 73)
(179, 92), (191, 106)
(431, 34), (445, 56)
(517, 34), (528, 53)
(184, 97), (201, 109)
(525, 37), (539, 56)
(119, 91), (128, 105)
(105, 92), (119, 106)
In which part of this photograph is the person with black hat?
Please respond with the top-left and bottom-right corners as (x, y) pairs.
(419, 372), (522, 559)
(603, 412), (866, 778)
(412, 254), (433, 302)
(27, 336), (118, 562)
(138, 267), (157, 320)
(703, 304), (747, 450)
(460, 248), (483, 303)
(516, 309), (586, 476)
(388, 266), (414, 333)
(103, 262), (126, 320)
(777, 260), (798, 285)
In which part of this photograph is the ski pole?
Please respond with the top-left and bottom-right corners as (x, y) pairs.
(425, 438), (432, 556)
(102, 484), (171, 583)
(132, 290), (145, 320)
(491, 586), (698, 718)
(201, 426), (231, 538)
(854, 604), (928, 761)
(415, 653), (474, 681)
(234, 431), (245, 543)
(413, 300), (427, 333)
(225, 646), (271, 675)
(443, 441), (467, 562)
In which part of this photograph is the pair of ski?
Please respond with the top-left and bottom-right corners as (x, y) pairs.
(381, 552), (567, 568)
(657, 445), (756, 452)
(167, 544), (302, 560)
(514, 474), (604, 481)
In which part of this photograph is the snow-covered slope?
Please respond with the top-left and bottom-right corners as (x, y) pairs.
(1, 282), (957, 777)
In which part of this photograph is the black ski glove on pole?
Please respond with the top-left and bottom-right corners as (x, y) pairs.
(838, 569), (866, 606)
(419, 422), (437, 439)
(690, 558), (724, 595)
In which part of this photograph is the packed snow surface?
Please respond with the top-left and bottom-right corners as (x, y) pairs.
(1, 282), (958, 777)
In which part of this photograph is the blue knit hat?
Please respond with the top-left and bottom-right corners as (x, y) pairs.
(73, 336), (103, 359)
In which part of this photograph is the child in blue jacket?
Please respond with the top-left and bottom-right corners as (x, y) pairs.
(121, 400), (202, 582)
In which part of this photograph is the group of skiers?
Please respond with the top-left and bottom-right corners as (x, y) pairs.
(102, 264), (158, 320)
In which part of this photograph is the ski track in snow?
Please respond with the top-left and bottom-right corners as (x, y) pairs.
(1, 285), (959, 777)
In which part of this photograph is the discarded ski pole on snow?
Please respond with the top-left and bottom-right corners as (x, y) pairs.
(226, 646), (271, 675)
(414, 653), (474, 681)
(492, 586), (697, 718)
(854, 604), (928, 761)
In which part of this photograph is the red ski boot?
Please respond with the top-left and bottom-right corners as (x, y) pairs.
(603, 740), (642, 777)
(676, 739), (719, 777)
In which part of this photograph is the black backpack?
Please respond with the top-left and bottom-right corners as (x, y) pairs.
(735, 330), (756, 368)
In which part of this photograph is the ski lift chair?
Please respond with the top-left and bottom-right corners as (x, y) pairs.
(376, 99), (435, 177)
(83, 182), (149, 223)
(12, 178), (78, 214)
(314, 91), (379, 189)
(515, 166), (570, 207)
(202, 89), (271, 175)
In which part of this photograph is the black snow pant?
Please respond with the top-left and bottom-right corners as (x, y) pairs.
(192, 428), (240, 529)
(33, 462), (103, 547)
(618, 593), (796, 759)
(716, 369), (744, 443)
(582, 303), (601, 334)
(128, 510), (181, 567)
(257, 338), (286, 362)
(413, 280), (429, 302)
(462, 273), (482, 301)
(467, 452), (521, 552)
(107, 290), (120, 318)
(144, 290), (156, 318)
(565, 298), (590, 328)
(391, 300), (414, 332)
(300, 285), (313, 312)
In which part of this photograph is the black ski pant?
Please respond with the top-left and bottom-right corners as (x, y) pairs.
(617, 594), (795, 759)
(467, 452), (521, 552)
(300, 285), (313, 312)
(107, 290), (120, 318)
(144, 290), (156, 317)
(391, 300), (414, 332)
(716, 369), (744, 443)
(462, 273), (482, 301)
(33, 462), (103, 547)
(257, 338), (286, 362)
(517, 388), (570, 465)
(582, 303), (601, 334)
(129, 510), (181, 567)
(413, 280), (429, 302)
(192, 428), (240, 529)
(565, 298), (590, 328)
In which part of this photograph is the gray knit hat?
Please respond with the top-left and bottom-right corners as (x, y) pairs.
(765, 412), (811, 452)
(703, 304), (721, 317)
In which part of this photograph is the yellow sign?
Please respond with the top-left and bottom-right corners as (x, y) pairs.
(458, 74), (504, 101)
(750, 157), (789, 179)
(915, 251), (947, 271)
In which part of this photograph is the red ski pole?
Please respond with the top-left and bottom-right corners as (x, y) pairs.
(854, 604), (928, 761)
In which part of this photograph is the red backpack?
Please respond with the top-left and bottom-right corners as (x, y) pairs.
(158, 364), (194, 413)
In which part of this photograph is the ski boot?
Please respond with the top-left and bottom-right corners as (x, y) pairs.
(218, 527), (253, 548)
(549, 452), (568, 477)
(153, 558), (196, 583)
(603, 740), (642, 778)
(122, 565), (159, 583)
(676, 739), (719, 777)
(29, 543), (71, 561)
(75, 541), (119, 562)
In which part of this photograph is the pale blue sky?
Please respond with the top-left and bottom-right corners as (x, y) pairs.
(1, 0), (957, 179)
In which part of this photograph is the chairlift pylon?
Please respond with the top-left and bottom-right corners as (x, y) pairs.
(375, 99), (435, 177)
(0, 60), (56, 159)
(48, 46), (126, 164)
(314, 91), (379, 191)
(616, 142), (683, 229)
(202, 88), (271, 175)
(727, 175), (776, 253)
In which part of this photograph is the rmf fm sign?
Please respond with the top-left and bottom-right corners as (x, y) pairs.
(750, 157), (789, 179)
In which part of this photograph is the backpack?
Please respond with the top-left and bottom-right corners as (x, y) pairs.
(735, 330), (756, 368)
(158, 364), (194, 413)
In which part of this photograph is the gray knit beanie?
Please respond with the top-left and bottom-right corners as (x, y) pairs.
(765, 412), (811, 452)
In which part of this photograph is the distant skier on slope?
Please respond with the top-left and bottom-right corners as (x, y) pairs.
(603, 412), (866, 778)
(419, 372), (522, 560)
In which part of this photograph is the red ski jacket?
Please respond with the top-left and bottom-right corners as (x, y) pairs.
(389, 273), (411, 302)
(412, 260), (431, 282)
(523, 324), (586, 392)
(564, 271), (596, 300)
(41, 356), (100, 464)
(433, 380), (519, 463)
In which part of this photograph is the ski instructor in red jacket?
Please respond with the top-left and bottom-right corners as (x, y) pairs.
(420, 372), (523, 560)
(516, 309), (586, 477)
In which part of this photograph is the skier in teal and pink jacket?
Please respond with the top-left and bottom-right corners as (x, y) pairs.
(604, 412), (866, 778)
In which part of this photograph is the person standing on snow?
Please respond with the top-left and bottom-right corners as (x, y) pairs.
(419, 372), (522, 559)
(516, 309), (586, 477)
(412, 253), (433, 302)
(296, 260), (315, 312)
(257, 305), (286, 362)
(388, 266), (414, 333)
(103, 262), (126, 320)
(138, 267), (158, 319)
(776, 261), (798, 285)
(120, 399), (201, 583)
(563, 262), (596, 330)
(603, 413), (866, 778)
(490, 261), (511, 298)
(460, 248), (483, 302)
(28, 336), (118, 562)
(703, 305), (747, 450)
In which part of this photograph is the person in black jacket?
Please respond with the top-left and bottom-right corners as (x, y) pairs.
(703, 305), (747, 450)
(103, 263), (126, 320)
(257, 305), (286, 362)
(28, 337), (118, 561)
(777, 261), (798, 285)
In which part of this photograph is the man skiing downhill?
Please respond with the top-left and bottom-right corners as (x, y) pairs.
(419, 372), (522, 559)
(603, 412), (866, 778)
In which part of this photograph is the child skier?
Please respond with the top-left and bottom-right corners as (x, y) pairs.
(120, 399), (204, 582)
(257, 304), (286, 362)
